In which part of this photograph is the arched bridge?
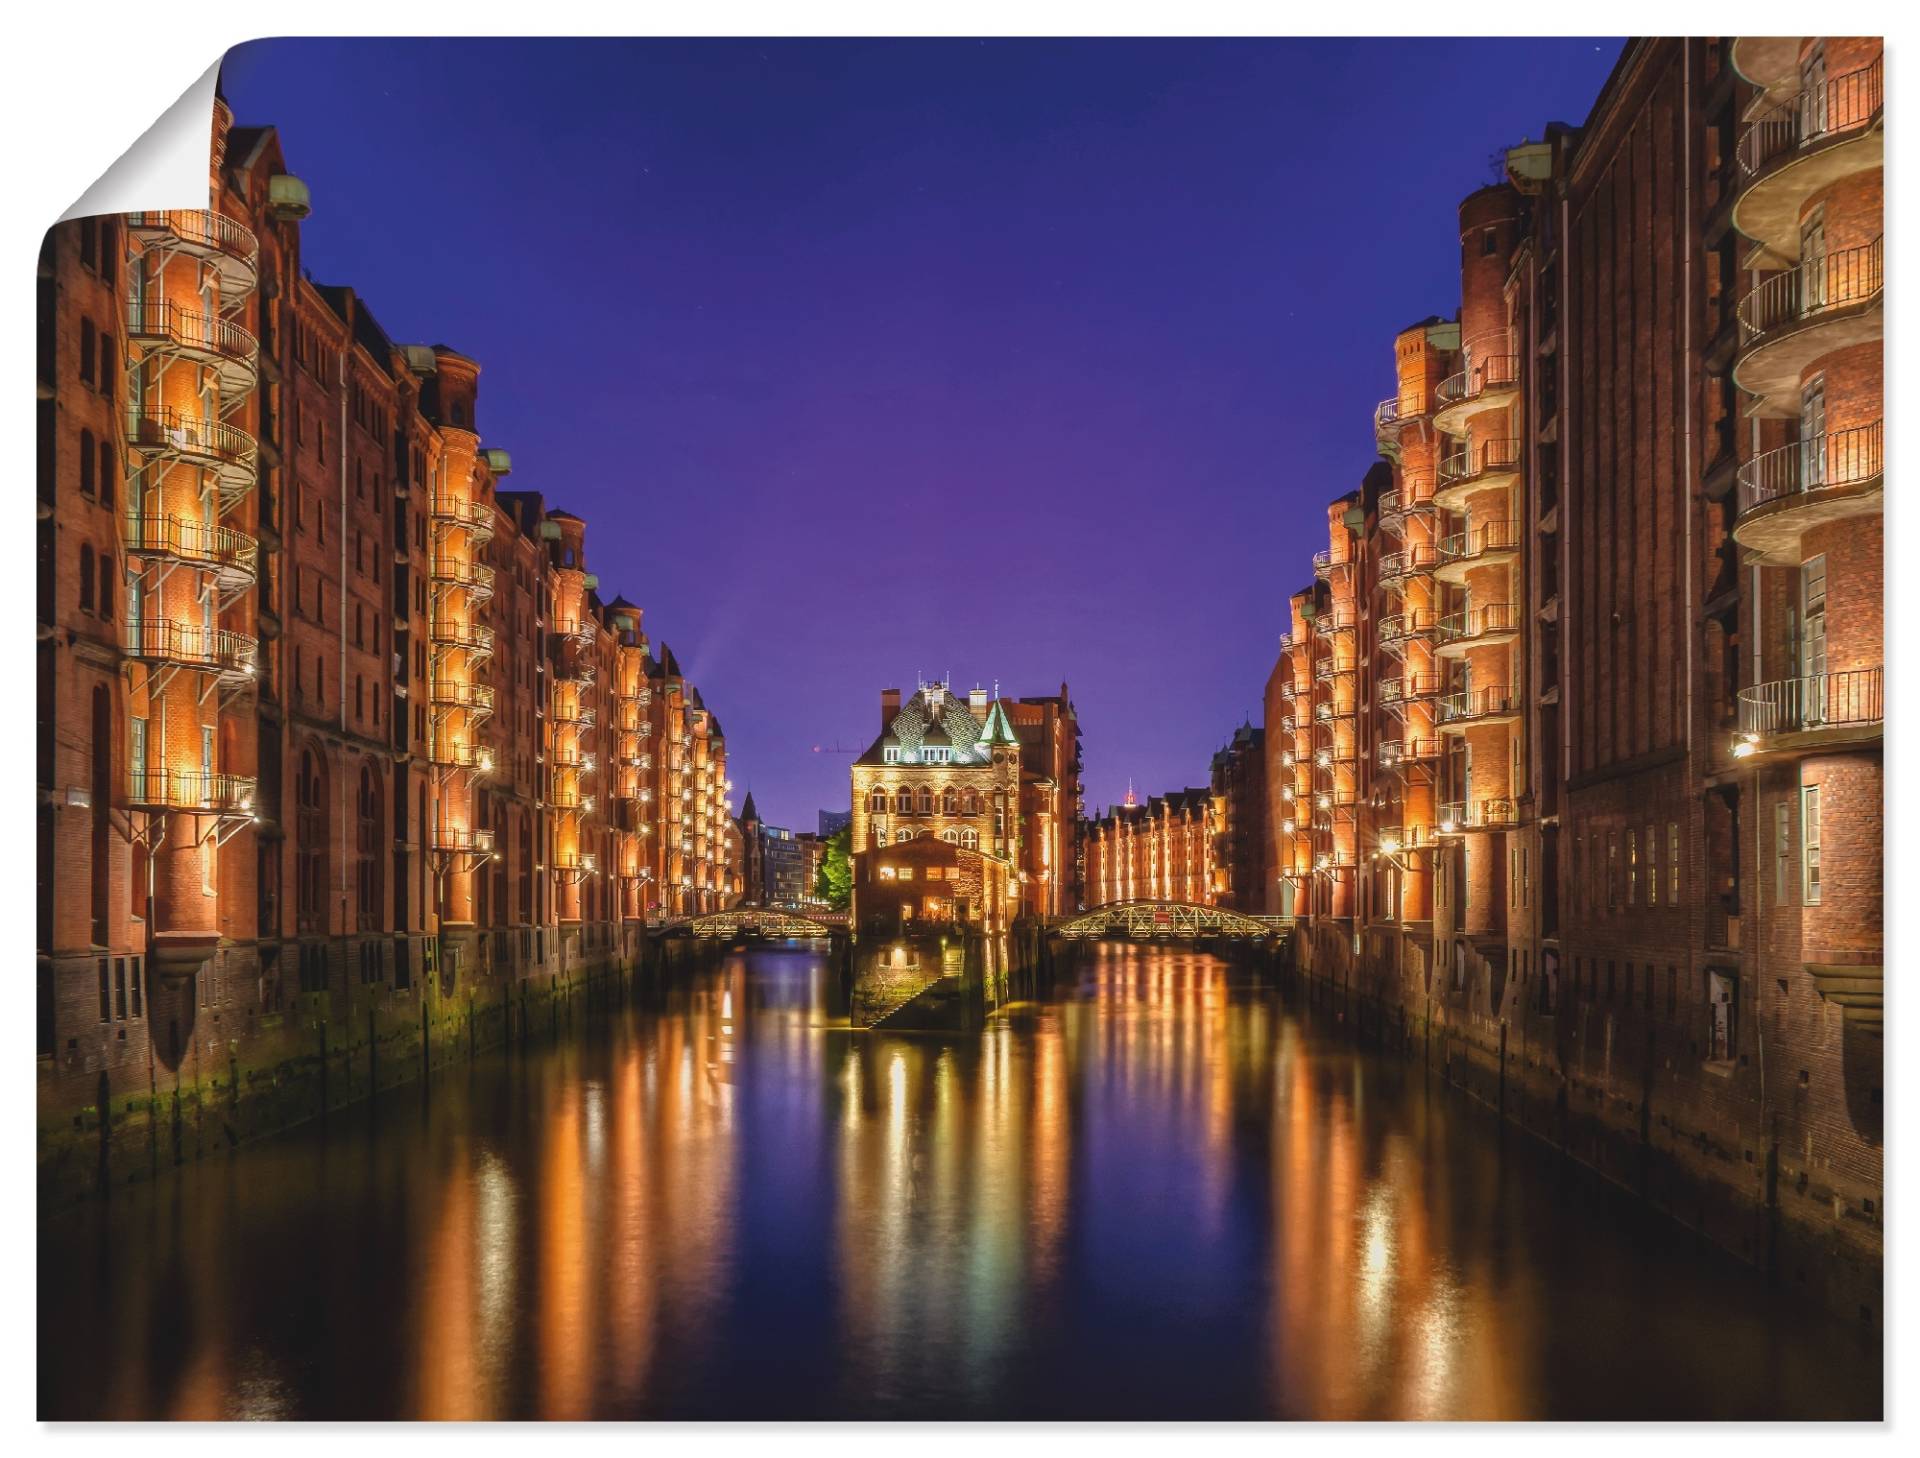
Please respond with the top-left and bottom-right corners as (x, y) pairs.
(680, 907), (840, 940)
(1052, 900), (1285, 941)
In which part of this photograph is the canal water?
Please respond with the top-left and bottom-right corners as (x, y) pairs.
(39, 945), (1881, 1420)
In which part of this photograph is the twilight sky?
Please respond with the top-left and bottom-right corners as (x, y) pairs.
(222, 36), (1622, 831)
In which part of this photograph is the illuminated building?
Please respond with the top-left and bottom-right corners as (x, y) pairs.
(641, 644), (736, 918)
(1264, 36), (1881, 1321)
(1081, 785), (1216, 908)
(36, 93), (743, 1123)
(1208, 721), (1268, 910)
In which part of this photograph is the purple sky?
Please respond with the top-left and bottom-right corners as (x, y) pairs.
(222, 37), (1622, 831)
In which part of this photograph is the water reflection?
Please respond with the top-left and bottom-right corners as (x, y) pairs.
(39, 945), (1880, 1420)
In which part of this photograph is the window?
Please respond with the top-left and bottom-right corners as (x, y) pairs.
(942, 786), (958, 814)
(79, 319), (95, 385)
(79, 430), (95, 496)
(896, 867), (914, 882)
(1627, 829), (1638, 905)
(1774, 801), (1791, 905)
(895, 829), (911, 844)
(960, 829), (978, 850)
(1801, 784), (1821, 904)
(1708, 969), (1737, 1062)
(1646, 824), (1658, 906)
(867, 787), (887, 814)
(895, 787), (913, 815)
(916, 786), (933, 815)
(77, 544), (94, 612)
(1607, 831), (1618, 908)
(1668, 822), (1680, 902)
(98, 439), (114, 508)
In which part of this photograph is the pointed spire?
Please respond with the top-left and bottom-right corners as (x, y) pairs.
(981, 695), (1020, 746)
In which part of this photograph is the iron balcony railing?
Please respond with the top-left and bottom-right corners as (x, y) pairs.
(1377, 736), (1441, 767)
(435, 621), (496, 656)
(1737, 667), (1882, 739)
(446, 743), (495, 772)
(1377, 609), (1437, 645)
(126, 298), (258, 372)
(1736, 420), (1882, 518)
(430, 556), (496, 598)
(1438, 685), (1516, 724)
(1374, 395), (1423, 437)
(124, 406), (257, 472)
(1377, 671), (1442, 706)
(122, 513), (258, 580)
(1437, 798), (1516, 832)
(430, 495), (496, 541)
(126, 619), (256, 676)
(1437, 602), (1519, 645)
(1379, 541), (1441, 581)
(429, 679), (496, 714)
(1314, 656), (1355, 681)
(431, 826), (494, 855)
(1437, 519), (1521, 566)
(126, 768), (257, 815)
(1438, 437), (1521, 487)
(1436, 355), (1519, 411)
(126, 209), (260, 276)
(550, 699), (596, 727)
(1738, 238), (1883, 343)
(1309, 605), (1359, 634)
(1736, 57), (1883, 177)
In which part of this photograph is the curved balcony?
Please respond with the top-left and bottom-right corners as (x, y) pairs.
(125, 300), (258, 398)
(444, 742), (496, 773)
(126, 209), (259, 297)
(123, 407), (257, 503)
(1436, 798), (1515, 835)
(1314, 656), (1355, 682)
(1376, 608), (1437, 648)
(1312, 698), (1356, 724)
(1437, 684), (1520, 731)
(430, 555), (496, 602)
(1734, 421), (1882, 563)
(1373, 393), (1425, 450)
(1433, 519), (1521, 585)
(1734, 59), (1883, 258)
(430, 495), (497, 545)
(122, 513), (258, 592)
(1432, 356), (1519, 435)
(126, 768), (257, 817)
(429, 678), (495, 716)
(1435, 437), (1521, 508)
(1435, 602), (1519, 657)
(126, 619), (256, 681)
(1312, 548), (1354, 580)
(1735, 667), (1882, 754)
(431, 826), (495, 859)
(1308, 604), (1358, 637)
(1729, 38), (1805, 98)
(435, 620), (496, 659)
(1376, 736), (1441, 769)
(1378, 540), (1441, 585)
(1734, 240), (1882, 415)
(1377, 671), (1441, 708)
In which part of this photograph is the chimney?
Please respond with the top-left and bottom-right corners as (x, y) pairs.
(969, 686), (989, 718)
(881, 687), (901, 733)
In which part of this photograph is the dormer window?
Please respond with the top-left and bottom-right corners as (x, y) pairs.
(884, 746), (899, 763)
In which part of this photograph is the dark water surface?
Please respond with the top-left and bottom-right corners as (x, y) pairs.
(40, 947), (1881, 1420)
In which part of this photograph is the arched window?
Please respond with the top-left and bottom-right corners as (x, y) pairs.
(868, 786), (888, 814)
(942, 786), (958, 814)
(296, 748), (329, 935)
(894, 786), (913, 815)
(896, 829), (912, 843)
(916, 786), (933, 815)
(941, 829), (958, 843)
(961, 789), (979, 816)
(961, 829), (979, 850)
(78, 544), (94, 612)
(356, 763), (383, 932)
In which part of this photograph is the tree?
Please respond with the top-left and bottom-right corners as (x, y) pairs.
(816, 824), (852, 910)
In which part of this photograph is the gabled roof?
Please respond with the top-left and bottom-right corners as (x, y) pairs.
(980, 697), (1020, 747)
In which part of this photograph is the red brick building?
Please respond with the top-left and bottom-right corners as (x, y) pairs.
(1266, 36), (1881, 1320)
(36, 94), (741, 1132)
(1081, 785), (1216, 909)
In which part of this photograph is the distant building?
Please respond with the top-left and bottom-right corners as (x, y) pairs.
(817, 808), (851, 839)
(1209, 721), (1268, 911)
(1080, 786), (1216, 908)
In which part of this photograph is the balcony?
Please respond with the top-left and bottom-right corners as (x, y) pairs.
(1435, 602), (1519, 657)
(1437, 684), (1519, 731)
(1313, 656), (1354, 682)
(1435, 437), (1521, 508)
(126, 209), (259, 296)
(1373, 394), (1424, 449)
(1308, 604), (1358, 636)
(434, 621), (497, 658)
(1436, 798), (1515, 834)
(431, 826), (494, 862)
(124, 407), (257, 505)
(430, 555), (496, 602)
(127, 768), (257, 817)
(1377, 671), (1441, 708)
(1377, 608), (1436, 648)
(1734, 421), (1882, 562)
(1312, 699), (1355, 724)
(444, 742), (496, 773)
(126, 299), (257, 397)
(1313, 548), (1353, 580)
(122, 513), (258, 592)
(1377, 736), (1441, 769)
(1432, 356), (1519, 434)
(429, 679), (496, 715)
(1433, 519), (1520, 584)
(126, 619), (257, 681)
(1735, 667), (1882, 754)
(1734, 59), (1884, 258)
(430, 495), (497, 545)
(1378, 540), (1440, 584)
(1734, 240), (1883, 415)
(550, 699), (595, 728)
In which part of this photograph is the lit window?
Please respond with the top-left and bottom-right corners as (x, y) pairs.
(1801, 785), (1821, 905)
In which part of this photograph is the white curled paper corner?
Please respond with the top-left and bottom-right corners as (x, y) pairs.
(60, 58), (223, 222)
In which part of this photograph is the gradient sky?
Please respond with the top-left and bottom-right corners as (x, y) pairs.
(221, 36), (1622, 830)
